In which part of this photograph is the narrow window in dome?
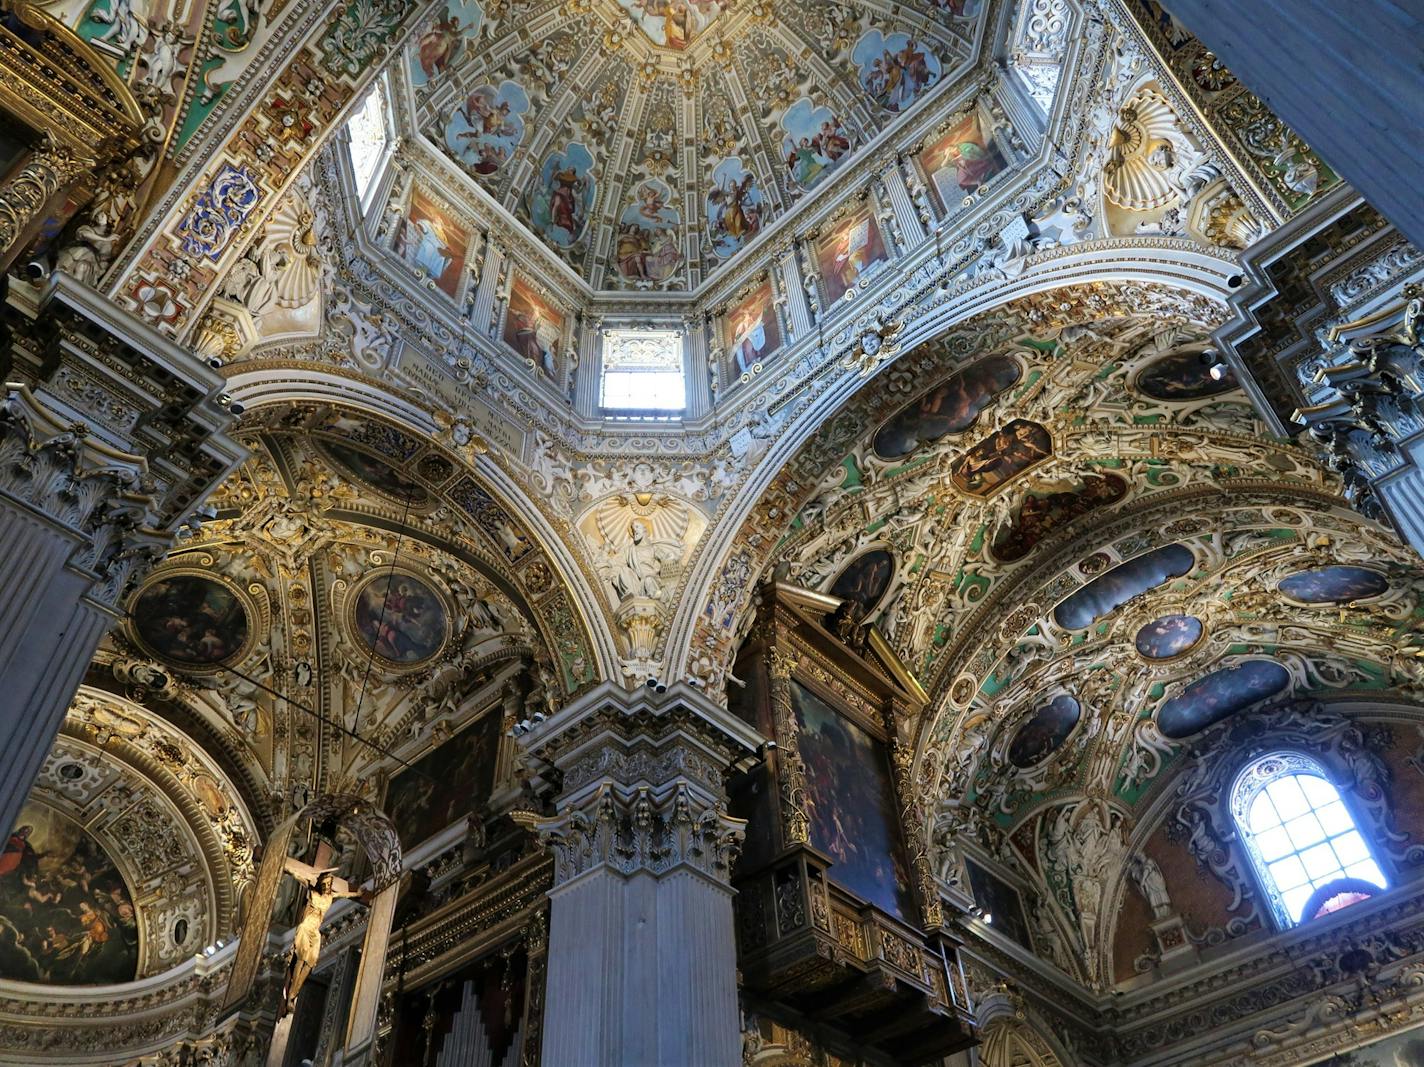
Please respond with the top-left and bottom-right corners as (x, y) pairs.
(600, 329), (685, 417)
(347, 82), (389, 201)
(1230, 751), (1387, 928)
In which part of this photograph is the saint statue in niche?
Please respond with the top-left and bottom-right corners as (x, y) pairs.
(279, 858), (369, 1019)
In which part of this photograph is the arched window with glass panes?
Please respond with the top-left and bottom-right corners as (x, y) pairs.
(1230, 751), (1387, 928)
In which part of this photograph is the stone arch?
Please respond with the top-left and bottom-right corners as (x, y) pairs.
(668, 269), (1234, 695)
(215, 379), (618, 691)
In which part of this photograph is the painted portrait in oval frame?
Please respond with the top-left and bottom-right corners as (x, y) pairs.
(1134, 613), (1205, 660)
(1007, 694), (1081, 768)
(827, 549), (895, 615)
(350, 571), (450, 667)
(130, 572), (253, 669)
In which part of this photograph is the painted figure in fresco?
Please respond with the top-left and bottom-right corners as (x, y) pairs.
(1158, 661), (1290, 738)
(279, 862), (368, 1019)
(731, 300), (776, 374)
(873, 356), (1020, 458)
(991, 474), (1128, 562)
(1007, 696), (1080, 768)
(953, 421), (1051, 495)
(403, 215), (452, 282)
(707, 170), (762, 254)
(417, 12), (468, 80)
(550, 167), (586, 239)
(354, 576), (446, 663)
(821, 215), (886, 303)
(0, 826), (38, 880)
(1279, 566), (1389, 605)
(0, 807), (139, 984)
(863, 37), (936, 112)
(507, 296), (560, 376)
(616, 181), (682, 283)
(133, 575), (249, 666)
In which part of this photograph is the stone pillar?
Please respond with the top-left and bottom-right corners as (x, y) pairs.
(1160, 0), (1424, 250)
(0, 274), (243, 835)
(521, 682), (762, 1067)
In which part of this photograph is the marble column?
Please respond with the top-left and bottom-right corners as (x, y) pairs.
(0, 274), (243, 835)
(1160, 0), (1424, 250)
(521, 682), (761, 1067)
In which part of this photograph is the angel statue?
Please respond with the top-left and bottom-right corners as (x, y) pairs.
(278, 858), (369, 1019)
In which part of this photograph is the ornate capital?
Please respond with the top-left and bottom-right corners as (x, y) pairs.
(516, 682), (762, 887)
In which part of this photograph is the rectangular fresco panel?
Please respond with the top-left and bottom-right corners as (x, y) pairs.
(815, 208), (889, 305)
(920, 110), (1008, 214)
(724, 281), (781, 376)
(790, 679), (913, 920)
(964, 858), (1032, 950)
(502, 277), (564, 378)
(395, 189), (468, 299)
(384, 710), (500, 849)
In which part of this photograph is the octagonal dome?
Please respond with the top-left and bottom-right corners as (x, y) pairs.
(400, 0), (986, 292)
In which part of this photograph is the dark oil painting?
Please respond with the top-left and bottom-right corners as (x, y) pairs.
(388, 945), (526, 1066)
(353, 573), (448, 664)
(872, 354), (1021, 460)
(1135, 614), (1204, 659)
(384, 711), (500, 848)
(1053, 544), (1194, 630)
(1135, 349), (1239, 401)
(950, 420), (1053, 498)
(1007, 695), (1081, 769)
(1279, 566), (1389, 605)
(828, 550), (895, 613)
(964, 858), (1031, 950)
(791, 680), (913, 920)
(320, 440), (429, 505)
(132, 573), (249, 667)
(1157, 660), (1291, 739)
(990, 473), (1128, 562)
(0, 803), (139, 985)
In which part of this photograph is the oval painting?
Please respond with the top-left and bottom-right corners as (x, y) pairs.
(320, 440), (429, 505)
(1157, 660), (1291, 739)
(1053, 544), (1194, 630)
(352, 573), (448, 664)
(1008, 695), (1081, 768)
(1135, 614), (1204, 659)
(132, 574), (249, 666)
(1279, 566), (1388, 605)
(1136, 349), (1239, 401)
(0, 802), (138, 984)
(872, 355), (1021, 460)
(828, 550), (895, 613)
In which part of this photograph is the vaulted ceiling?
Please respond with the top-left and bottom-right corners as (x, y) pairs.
(399, 0), (986, 290)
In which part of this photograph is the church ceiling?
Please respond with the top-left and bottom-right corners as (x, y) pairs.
(93, 410), (588, 828)
(397, 0), (986, 291)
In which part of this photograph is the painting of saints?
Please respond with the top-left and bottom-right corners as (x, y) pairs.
(384, 713), (501, 848)
(816, 209), (889, 304)
(964, 860), (1032, 949)
(781, 99), (852, 190)
(0, 803), (139, 984)
(1135, 348), (1239, 400)
(989, 473), (1128, 562)
(444, 81), (528, 177)
(950, 420), (1053, 497)
(791, 681), (914, 920)
(526, 144), (596, 249)
(615, 179), (684, 285)
(920, 110), (1008, 211)
(1278, 566), (1389, 605)
(705, 158), (767, 258)
(408, 0), (482, 85)
(395, 191), (467, 299)
(502, 278), (564, 378)
(353, 573), (449, 665)
(724, 283), (781, 374)
(872, 355), (1022, 459)
(132, 573), (249, 667)
(852, 31), (942, 114)
(320, 440), (429, 504)
(616, 0), (725, 49)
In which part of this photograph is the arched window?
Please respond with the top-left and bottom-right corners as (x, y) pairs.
(1231, 752), (1387, 928)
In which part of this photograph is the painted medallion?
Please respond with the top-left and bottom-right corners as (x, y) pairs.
(132, 574), (249, 667)
(1007, 695), (1081, 768)
(1134, 614), (1204, 659)
(352, 573), (448, 665)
